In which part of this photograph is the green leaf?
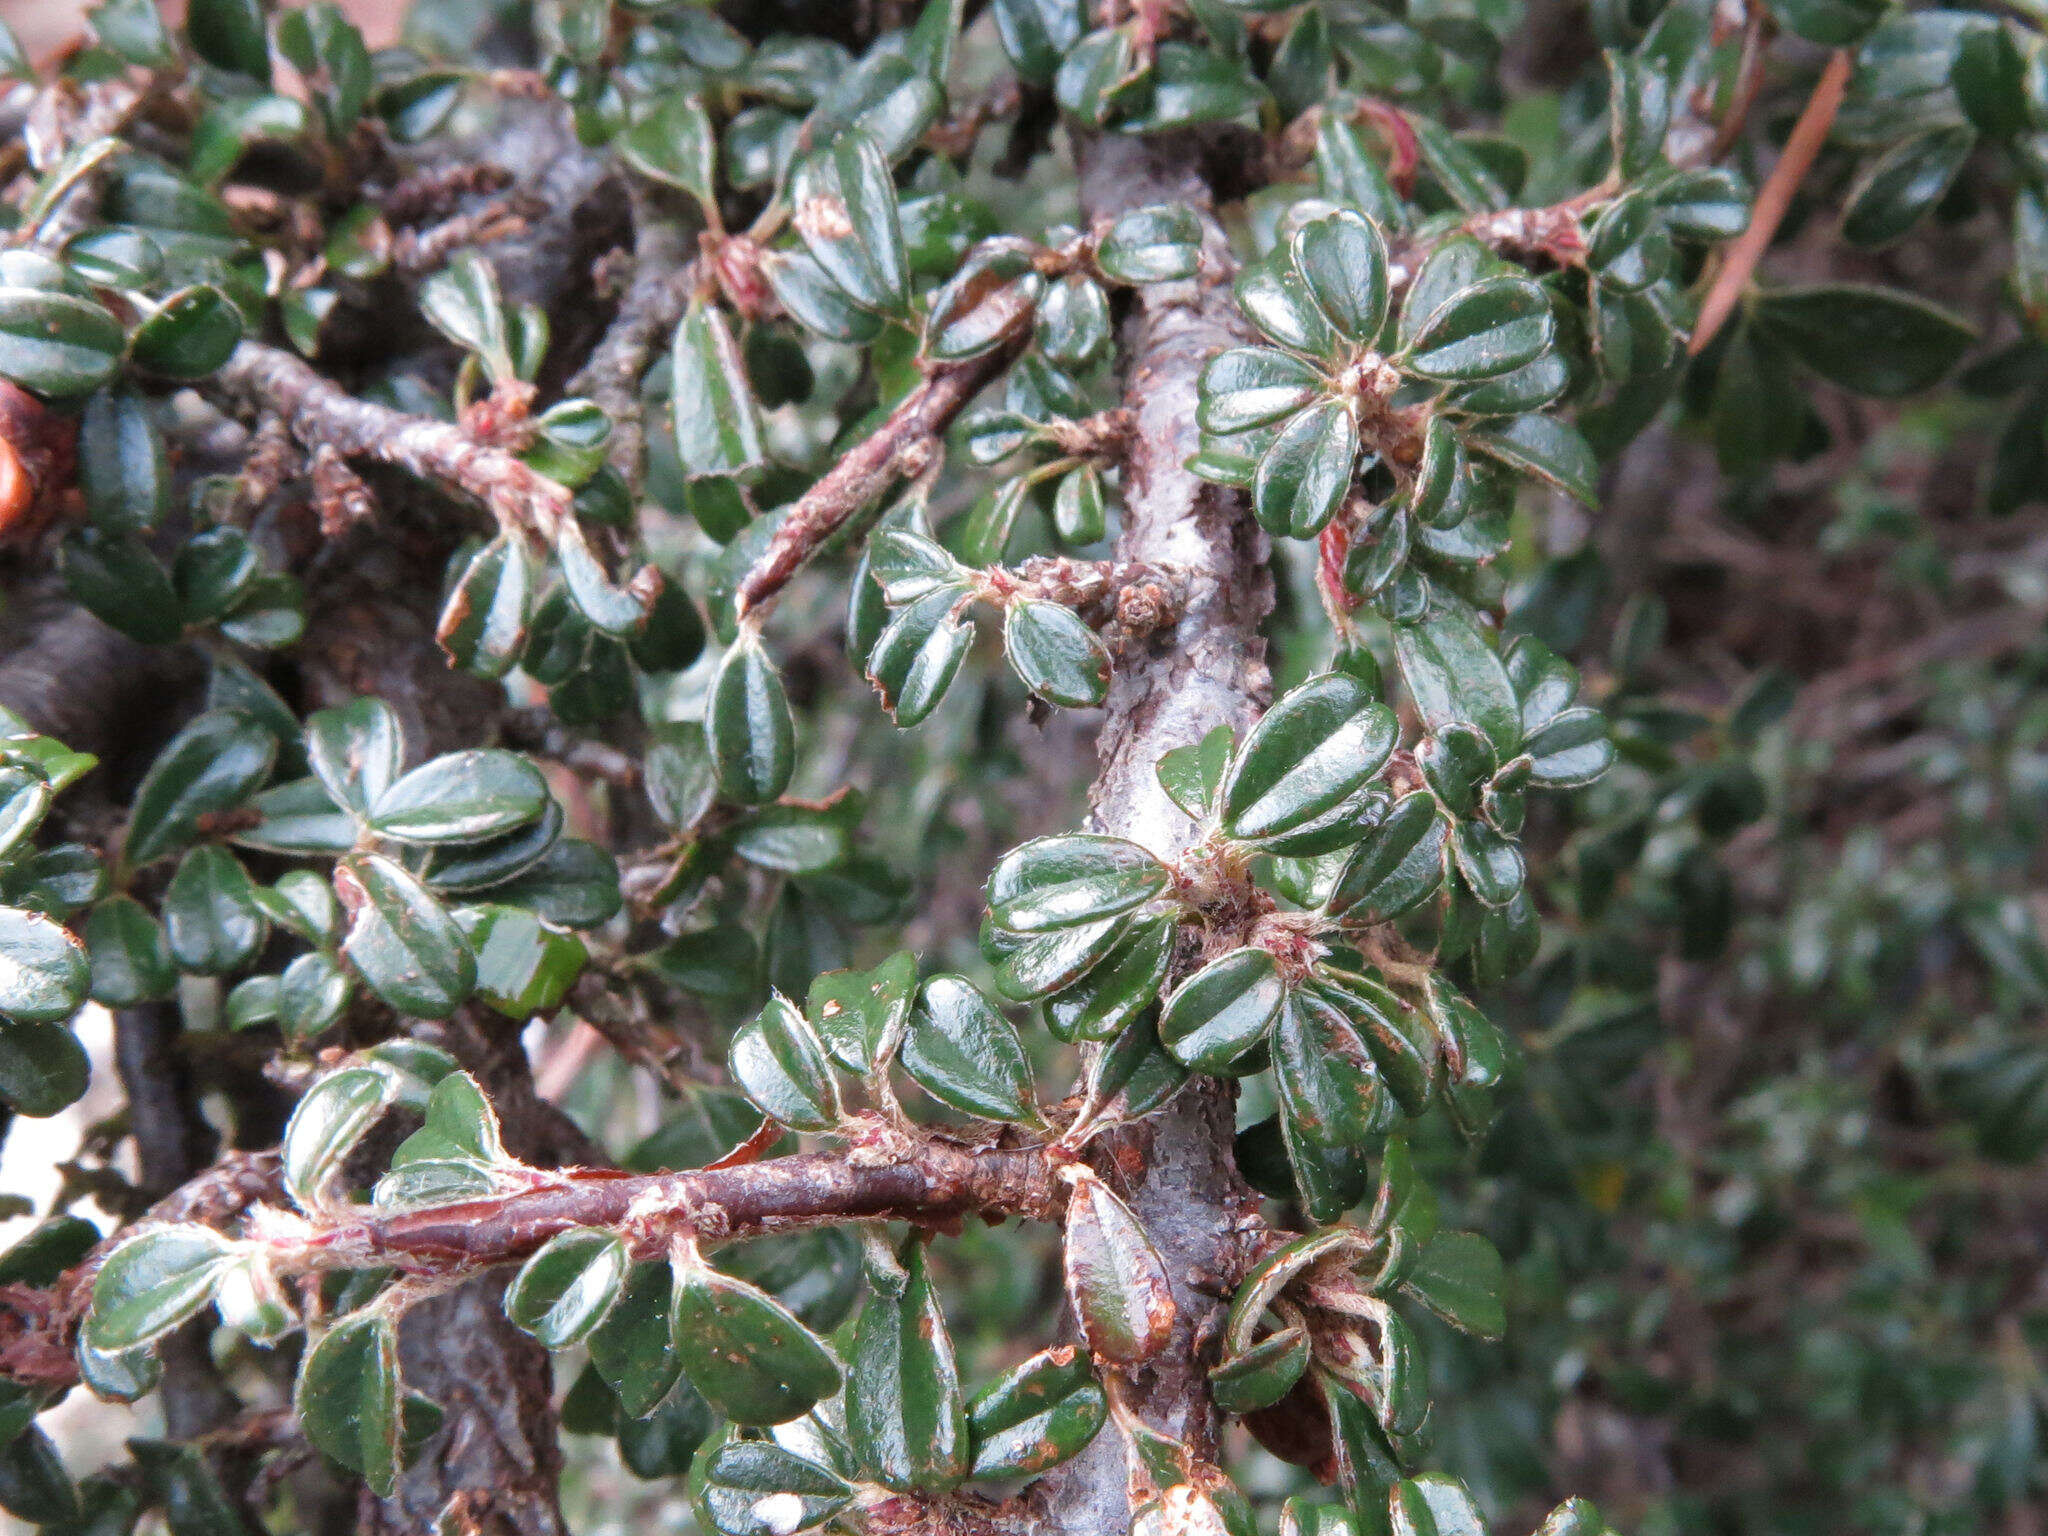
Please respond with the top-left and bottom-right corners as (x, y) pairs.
(555, 522), (650, 637)
(61, 527), (182, 643)
(163, 844), (267, 975)
(337, 855), (476, 1018)
(1004, 598), (1111, 708)
(129, 284), (243, 378)
(1605, 49), (1670, 180)
(1841, 128), (1974, 249)
(1158, 946), (1284, 1072)
(792, 131), (909, 314)
(987, 834), (1168, 934)
(1765, 0), (1883, 45)
(78, 385), (169, 530)
(305, 696), (402, 818)
(463, 905), (587, 1018)
(708, 635), (796, 805)
(1096, 203), (1203, 284)
(187, 0), (270, 77)
(968, 1344), (1107, 1477)
(590, 1261), (684, 1417)
(1197, 347), (1326, 434)
(284, 1064), (392, 1209)
(1039, 275), (1111, 369)
(507, 1228), (629, 1349)
(1236, 252), (1342, 359)
(297, 1311), (403, 1495)
(84, 1226), (233, 1353)
(1521, 707), (1614, 787)
(1400, 275), (1553, 383)
(619, 95), (718, 212)
(0, 905), (87, 1024)
(0, 1019), (87, 1117)
(924, 240), (1044, 362)
(369, 750), (550, 844)
(992, 913), (1129, 1002)
(1389, 1474), (1487, 1536)
(420, 252), (510, 374)
(1222, 673), (1396, 843)
(848, 1238), (967, 1493)
(1064, 1170), (1175, 1365)
(1291, 210), (1389, 343)
(732, 993), (841, 1131)
(1254, 399), (1358, 538)
(125, 708), (277, 866)
(173, 525), (259, 622)
(701, 1439), (854, 1536)
(1587, 190), (1671, 293)
(866, 585), (974, 726)
(1397, 1230), (1504, 1339)
(1393, 612), (1520, 754)
(1272, 986), (1389, 1148)
(389, 1068), (504, 1169)
(1046, 913), (1174, 1043)
(1157, 723), (1233, 822)
(1210, 1324), (1311, 1414)
(806, 949), (917, 1073)
(903, 975), (1036, 1122)
(1751, 283), (1975, 397)
(671, 302), (767, 478)
(86, 897), (174, 1006)
(0, 284), (124, 399)
(670, 1259), (842, 1425)
(1951, 23), (2027, 137)
(1312, 967), (1436, 1116)
(488, 837), (622, 929)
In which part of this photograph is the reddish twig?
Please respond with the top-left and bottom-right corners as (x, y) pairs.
(1689, 49), (1853, 356)
(733, 342), (1026, 618)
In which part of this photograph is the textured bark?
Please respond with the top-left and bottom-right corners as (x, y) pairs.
(1033, 131), (1274, 1535)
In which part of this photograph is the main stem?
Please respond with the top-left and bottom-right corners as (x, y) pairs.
(1034, 132), (1274, 1534)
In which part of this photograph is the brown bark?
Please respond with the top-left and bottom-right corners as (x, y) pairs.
(1032, 130), (1274, 1534)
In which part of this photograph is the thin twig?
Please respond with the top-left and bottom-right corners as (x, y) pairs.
(1689, 49), (1853, 356)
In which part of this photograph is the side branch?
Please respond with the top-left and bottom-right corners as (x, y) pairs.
(212, 342), (574, 541)
(733, 341), (1023, 617)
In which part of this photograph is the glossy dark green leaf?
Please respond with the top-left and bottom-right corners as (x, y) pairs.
(848, 1238), (966, 1493)
(1096, 203), (1203, 284)
(1004, 598), (1111, 708)
(1315, 115), (1401, 225)
(671, 302), (766, 477)
(1254, 399), (1357, 539)
(1841, 128), (1974, 248)
(305, 697), (401, 818)
(761, 249), (884, 344)
(1046, 912), (1173, 1043)
(0, 284), (124, 399)
(1272, 986), (1389, 1148)
(187, 0), (269, 77)
(1210, 1324), (1311, 1414)
(0, 1018), (86, 1116)
(337, 855), (476, 1019)
(1311, 967), (1436, 1116)
(163, 844), (266, 975)
(1393, 612), (1520, 754)
(866, 585), (974, 726)
(709, 635), (796, 805)
(806, 949), (917, 1072)
(968, 1343), (1107, 1477)
(1159, 945), (1284, 1072)
(1587, 190), (1672, 294)
(701, 1438), (853, 1536)
(588, 1261), (682, 1417)
(283, 1064), (392, 1210)
(125, 708), (277, 866)
(0, 903), (87, 1023)
(1157, 722), (1233, 822)
(1605, 49), (1670, 180)
(670, 1259), (842, 1425)
(488, 837), (622, 929)
(60, 527), (182, 643)
(1522, 706), (1614, 787)
(78, 384), (169, 530)
(83, 1225), (232, 1353)
(619, 94), (717, 211)
(1064, 1169), (1174, 1365)
(1197, 347), (1326, 434)
(902, 975), (1036, 1122)
(85, 896), (173, 1006)
(507, 1227), (629, 1349)
(464, 905), (586, 1018)
(1236, 252), (1342, 359)
(1765, 0), (1884, 46)
(1222, 673), (1396, 843)
(1400, 275), (1553, 383)
(1397, 1230), (1504, 1339)
(1951, 23), (2027, 137)
(0, 1426), (73, 1524)
(924, 240), (1043, 362)
(987, 834), (1167, 934)
(1039, 274), (1111, 368)
(993, 913), (1128, 1002)
(129, 284), (243, 379)
(297, 1311), (403, 1494)
(1292, 210), (1389, 343)
(732, 993), (841, 1131)
(1751, 284), (1974, 397)
(791, 132), (909, 314)
(369, 749), (550, 844)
